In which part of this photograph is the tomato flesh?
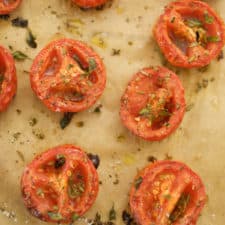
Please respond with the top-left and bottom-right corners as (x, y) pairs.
(120, 67), (185, 141)
(154, 0), (225, 68)
(30, 38), (106, 112)
(130, 161), (206, 225)
(0, 45), (17, 112)
(21, 145), (99, 224)
(71, 0), (107, 8)
(0, 0), (22, 14)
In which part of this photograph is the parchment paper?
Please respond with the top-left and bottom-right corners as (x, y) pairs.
(0, 0), (224, 224)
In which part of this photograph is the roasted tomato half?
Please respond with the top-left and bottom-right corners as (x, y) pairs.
(71, 0), (107, 9)
(21, 144), (99, 224)
(120, 67), (185, 141)
(0, 0), (22, 14)
(154, 0), (225, 68)
(30, 38), (106, 112)
(0, 45), (17, 112)
(130, 160), (207, 225)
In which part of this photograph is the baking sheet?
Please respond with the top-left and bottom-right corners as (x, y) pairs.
(0, 0), (225, 224)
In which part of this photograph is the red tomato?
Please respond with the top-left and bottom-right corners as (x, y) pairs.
(130, 160), (207, 225)
(154, 0), (225, 68)
(120, 67), (185, 141)
(0, 45), (17, 112)
(30, 38), (106, 112)
(0, 0), (22, 14)
(21, 144), (99, 224)
(71, 0), (107, 8)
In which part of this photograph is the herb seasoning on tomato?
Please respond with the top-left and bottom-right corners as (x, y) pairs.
(0, 45), (17, 112)
(71, 0), (107, 9)
(154, 0), (225, 68)
(21, 144), (99, 223)
(120, 67), (185, 141)
(130, 160), (207, 225)
(0, 0), (22, 14)
(30, 38), (106, 112)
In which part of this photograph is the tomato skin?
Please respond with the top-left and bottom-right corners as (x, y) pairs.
(154, 0), (225, 68)
(120, 67), (185, 141)
(30, 38), (106, 112)
(0, 0), (22, 14)
(130, 161), (206, 225)
(71, 0), (107, 8)
(21, 145), (99, 224)
(0, 45), (17, 112)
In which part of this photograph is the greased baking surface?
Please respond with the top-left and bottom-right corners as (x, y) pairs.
(0, 0), (224, 224)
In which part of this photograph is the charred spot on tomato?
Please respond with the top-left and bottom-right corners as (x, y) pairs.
(169, 193), (190, 223)
(87, 153), (100, 169)
(54, 154), (66, 169)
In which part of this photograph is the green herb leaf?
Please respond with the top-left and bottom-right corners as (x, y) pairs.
(164, 194), (171, 200)
(189, 42), (199, 48)
(207, 36), (220, 42)
(68, 180), (85, 199)
(60, 112), (75, 129)
(26, 29), (37, 48)
(67, 64), (74, 70)
(186, 18), (202, 28)
(72, 213), (80, 221)
(139, 104), (151, 116)
(204, 12), (214, 24)
(159, 109), (171, 117)
(186, 103), (195, 112)
(73, 54), (84, 69)
(112, 49), (121, 56)
(12, 51), (29, 61)
(47, 212), (63, 221)
(88, 58), (97, 73)
(93, 104), (102, 113)
(76, 121), (84, 127)
(134, 177), (143, 189)
(188, 55), (197, 63)
(109, 204), (116, 221)
(29, 117), (37, 127)
(36, 188), (44, 196)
